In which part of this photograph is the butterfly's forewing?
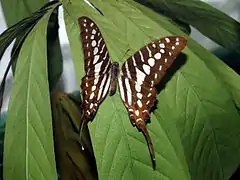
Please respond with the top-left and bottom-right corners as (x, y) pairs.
(78, 16), (111, 121)
(119, 36), (187, 162)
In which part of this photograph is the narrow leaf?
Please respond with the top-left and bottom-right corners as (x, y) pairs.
(46, 8), (63, 90)
(3, 3), (60, 180)
(0, 112), (6, 180)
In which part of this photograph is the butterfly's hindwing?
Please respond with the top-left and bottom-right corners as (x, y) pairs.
(81, 73), (111, 120)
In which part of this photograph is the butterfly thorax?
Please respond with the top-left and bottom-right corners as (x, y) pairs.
(109, 62), (119, 96)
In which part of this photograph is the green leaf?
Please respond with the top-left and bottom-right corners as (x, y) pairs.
(130, 1), (240, 111)
(1, 0), (48, 27)
(63, 1), (189, 179)
(134, 0), (240, 53)
(3, 3), (60, 180)
(63, 0), (240, 179)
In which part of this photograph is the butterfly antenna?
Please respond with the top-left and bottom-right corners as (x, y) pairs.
(137, 121), (156, 167)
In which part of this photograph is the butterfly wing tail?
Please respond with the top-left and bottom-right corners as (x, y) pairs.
(136, 121), (156, 167)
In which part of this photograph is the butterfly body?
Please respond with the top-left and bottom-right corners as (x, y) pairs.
(109, 62), (119, 96)
(78, 16), (187, 165)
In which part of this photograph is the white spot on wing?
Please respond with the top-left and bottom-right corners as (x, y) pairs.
(148, 58), (155, 67)
(90, 92), (94, 99)
(92, 29), (96, 34)
(165, 38), (170, 43)
(93, 55), (100, 64)
(135, 83), (141, 92)
(92, 40), (97, 47)
(95, 61), (103, 73)
(135, 67), (145, 84)
(154, 53), (161, 60)
(137, 100), (142, 108)
(94, 47), (98, 55)
(94, 76), (99, 85)
(137, 93), (143, 99)
(176, 42), (179, 46)
(135, 110), (139, 116)
(172, 46), (175, 50)
(159, 65), (162, 71)
(159, 43), (165, 48)
(160, 49), (165, 53)
(90, 103), (93, 109)
(143, 64), (150, 75)
(92, 86), (96, 91)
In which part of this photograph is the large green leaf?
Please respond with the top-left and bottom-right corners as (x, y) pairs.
(1, 0), (48, 26)
(63, 0), (240, 179)
(130, 1), (240, 112)
(134, 0), (240, 54)
(3, 3), (60, 180)
(63, 1), (188, 179)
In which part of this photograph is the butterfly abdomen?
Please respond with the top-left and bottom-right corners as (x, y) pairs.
(109, 62), (120, 96)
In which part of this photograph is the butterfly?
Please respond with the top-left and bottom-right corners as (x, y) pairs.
(78, 16), (187, 165)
